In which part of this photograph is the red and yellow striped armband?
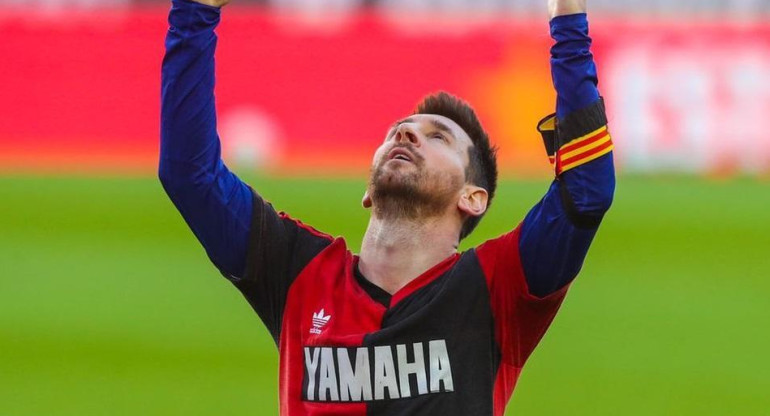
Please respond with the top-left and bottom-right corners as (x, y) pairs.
(555, 125), (613, 174)
(536, 99), (614, 176)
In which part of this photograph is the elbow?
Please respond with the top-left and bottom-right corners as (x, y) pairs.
(560, 162), (615, 227)
(565, 189), (612, 229)
(158, 157), (220, 204)
(575, 154), (616, 215)
(157, 160), (171, 189)
(594, 189), (614, 215)
(597, 164), (617, 213)
(158, 159), (176, 194)
(158, 158), (193, 202)
(584, 174), (615, 217)
(592, 178), (615, 214)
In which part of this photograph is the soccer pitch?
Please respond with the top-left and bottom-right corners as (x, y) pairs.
(1, 175), (768, 415)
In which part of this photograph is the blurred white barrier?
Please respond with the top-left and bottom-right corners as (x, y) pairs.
(604, 29), (770, 174)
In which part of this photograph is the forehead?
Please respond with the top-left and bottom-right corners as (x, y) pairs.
(394, 114), (472, 146)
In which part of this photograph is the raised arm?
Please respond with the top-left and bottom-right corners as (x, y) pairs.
(159, 0), (252, 278)
(518, 0), (616, 297)
(160, 0), (335, 341)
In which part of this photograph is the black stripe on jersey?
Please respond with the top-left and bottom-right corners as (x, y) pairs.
(233, 189), (333, 345)
(363, 251), (500, 416)
(354, 263), (392, 308)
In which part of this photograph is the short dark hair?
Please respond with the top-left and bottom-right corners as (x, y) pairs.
(415, 91), (498, 240)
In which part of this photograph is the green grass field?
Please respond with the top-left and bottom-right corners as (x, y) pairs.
(1, 175), (768, 415)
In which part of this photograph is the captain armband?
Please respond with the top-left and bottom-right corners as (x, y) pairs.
(536, 99), (613, 229)
(537, 98), (614, 176)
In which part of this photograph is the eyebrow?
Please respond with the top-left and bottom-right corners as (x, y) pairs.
(429, 119), (456, 140)
(389, 117), (457, 140)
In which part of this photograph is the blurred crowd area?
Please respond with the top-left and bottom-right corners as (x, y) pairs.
(1, 0), (770, 15)
(3, 0), (770, 177)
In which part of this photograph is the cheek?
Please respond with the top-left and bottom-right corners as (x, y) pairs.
(432, 148), (465, 173)
(424, 150), (466, 182)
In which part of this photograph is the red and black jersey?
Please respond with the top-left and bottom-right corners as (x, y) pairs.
(226, 194), (568, 416)
(160, 2), (614, 414)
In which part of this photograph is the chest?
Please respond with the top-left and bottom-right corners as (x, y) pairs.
(278, 250), (500, 411)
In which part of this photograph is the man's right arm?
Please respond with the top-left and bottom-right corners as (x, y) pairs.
(159, 0), (252, 278)
(160, 1), (334, 342)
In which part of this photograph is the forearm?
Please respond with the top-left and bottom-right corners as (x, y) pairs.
(551, 13), (598, 119)
(160, 0), (222, 167)
(159, 0), (252, 277)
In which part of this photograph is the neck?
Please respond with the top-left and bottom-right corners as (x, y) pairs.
(358, 213), (459, 295)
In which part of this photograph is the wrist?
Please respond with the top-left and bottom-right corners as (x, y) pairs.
(548, 0), (586, 19)
(178, 0), (227, 9)
(169, 0), (222, 32)
(549, 13), (588, 39)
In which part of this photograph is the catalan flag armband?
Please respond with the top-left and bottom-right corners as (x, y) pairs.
(537, 98), (614, 176)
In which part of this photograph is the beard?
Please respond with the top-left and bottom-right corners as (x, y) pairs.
(368, 146), (462, 221)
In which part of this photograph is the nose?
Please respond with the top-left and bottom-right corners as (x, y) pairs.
(395, 123), (420, 145)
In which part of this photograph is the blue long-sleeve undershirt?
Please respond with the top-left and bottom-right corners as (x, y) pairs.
(160, 0), (252, 278)
(518, 13), (615, 297)
(159, 3), (614, 296)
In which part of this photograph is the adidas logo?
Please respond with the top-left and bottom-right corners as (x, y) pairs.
(310, 309), (331, 335)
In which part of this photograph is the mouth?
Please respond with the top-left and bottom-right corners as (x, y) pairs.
(387, 147), (415, 163)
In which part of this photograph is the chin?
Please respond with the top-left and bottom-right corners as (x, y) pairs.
(375, 167), (418, 189)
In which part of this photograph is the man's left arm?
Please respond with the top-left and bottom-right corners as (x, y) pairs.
(519, 4), (616, 298)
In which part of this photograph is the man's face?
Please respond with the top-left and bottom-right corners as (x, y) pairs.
(366, 114), (474, 220)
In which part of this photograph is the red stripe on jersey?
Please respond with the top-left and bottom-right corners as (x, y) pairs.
(279, 239), (387, 415)
(492, 363), (521, 416)
(475, 226), (569, 413)
(279, 211), (336, 241)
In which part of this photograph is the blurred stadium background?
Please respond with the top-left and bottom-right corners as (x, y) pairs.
(1, 0), (768, 415)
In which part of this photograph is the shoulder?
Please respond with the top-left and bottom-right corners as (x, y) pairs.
(472, 225), (524, 273)
(276, 210), (336, 244)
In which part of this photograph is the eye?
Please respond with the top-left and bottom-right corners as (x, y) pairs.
(431, 133), (446, 141)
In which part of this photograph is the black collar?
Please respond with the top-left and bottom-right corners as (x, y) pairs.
(353, 263), (391, 308)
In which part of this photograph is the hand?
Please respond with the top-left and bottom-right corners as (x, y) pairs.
(548, 0), (586, 18)
(189, 0), (230, 7)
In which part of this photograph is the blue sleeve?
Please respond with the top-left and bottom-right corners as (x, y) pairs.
(519, 13), (616, 298)
(159, 0), (253, 278)
(550, 13), (600, 119)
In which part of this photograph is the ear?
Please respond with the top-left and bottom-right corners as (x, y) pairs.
(457, 185), (488, 218)
(362, 190), (372, 209)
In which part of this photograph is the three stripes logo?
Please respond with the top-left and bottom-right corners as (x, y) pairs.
(310, 309), (331, 335)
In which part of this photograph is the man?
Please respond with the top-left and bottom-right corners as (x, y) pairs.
(159, 0), (614, 414)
